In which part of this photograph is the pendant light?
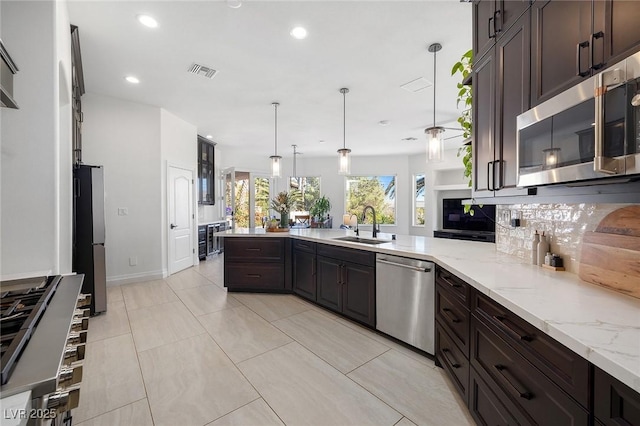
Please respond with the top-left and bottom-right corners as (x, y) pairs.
(269, 102), (282, 178)
(425, 43), (444, 163)
(337, 88), (351, 175)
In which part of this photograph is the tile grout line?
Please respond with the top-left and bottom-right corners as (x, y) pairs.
(72, 396), (149, 426)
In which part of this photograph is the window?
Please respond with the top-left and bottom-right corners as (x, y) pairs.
(413, 174), (425, 226)
(345, 176), (396, 225)
(290, 176), (321, 212)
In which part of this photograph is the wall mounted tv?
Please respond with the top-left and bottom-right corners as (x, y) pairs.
(442, 198), (496, 233)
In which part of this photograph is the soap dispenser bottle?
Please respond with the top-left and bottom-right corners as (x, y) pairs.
(537, 232), (549, 266)
(532, 231), (540, 265)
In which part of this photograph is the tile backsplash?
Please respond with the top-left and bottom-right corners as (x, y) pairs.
(495, 203), (633, 273)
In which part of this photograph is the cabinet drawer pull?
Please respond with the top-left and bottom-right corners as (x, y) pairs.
(442, 275), (462, 288)
(442, 308), (460, 323)
(494, 364), (532, 400)
(442, 348), (461, 368)
(493, 315), (532, 342)
(245, 248), (262, 251)
(246, 274), (261, 278)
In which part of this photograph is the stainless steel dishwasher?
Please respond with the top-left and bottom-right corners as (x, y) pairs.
(376, 253), (435, 354)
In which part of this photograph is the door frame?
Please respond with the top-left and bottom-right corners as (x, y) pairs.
(167, 163), (196, 275)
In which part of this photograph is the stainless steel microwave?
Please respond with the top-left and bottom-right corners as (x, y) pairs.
(516, 51), (640, 187)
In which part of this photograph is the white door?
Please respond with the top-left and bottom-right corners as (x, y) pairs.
(168, 166), (194, 275)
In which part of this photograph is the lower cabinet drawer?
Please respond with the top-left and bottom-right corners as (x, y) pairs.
(436, 322), (469, 405)
(474, 292), (589, 407)
(436, 284), (470, 357)
(224, 238), (284, 262)
(471, 316), (589, 425)
(225, 263), (284, 290)
(469, 367), (525, 426)
(594, 366), (640, 426)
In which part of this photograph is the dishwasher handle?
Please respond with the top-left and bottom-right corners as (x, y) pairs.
(376, 258), (432, 273)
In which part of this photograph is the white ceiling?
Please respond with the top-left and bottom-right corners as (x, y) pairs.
(67, 1), (472, 158)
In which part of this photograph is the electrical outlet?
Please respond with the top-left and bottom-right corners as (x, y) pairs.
(129, 257), (137, 266)
(501, 210), (511, 223)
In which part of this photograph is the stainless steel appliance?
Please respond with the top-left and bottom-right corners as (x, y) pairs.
(376, 254), (435, 354)
(517, 51), (640, 187)
(0, 275), (90, 425)
(73, 165), (107, 315)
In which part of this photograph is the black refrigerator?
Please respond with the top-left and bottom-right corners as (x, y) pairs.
(73, 165), (107, 315)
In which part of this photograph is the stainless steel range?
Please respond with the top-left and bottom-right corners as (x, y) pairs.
(1, 275), (89, 426)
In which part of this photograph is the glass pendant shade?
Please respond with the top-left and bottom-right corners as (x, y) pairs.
(338, 148), (351, 175)
(543, 147), (560, 169)
(270, 155), (282, 177)
(426, 127), (444, 162)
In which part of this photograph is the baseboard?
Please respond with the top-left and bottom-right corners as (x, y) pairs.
(107, 270), (165, 287)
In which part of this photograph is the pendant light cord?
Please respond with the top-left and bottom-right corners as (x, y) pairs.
(274, 103), (278, 156)
(343, 90), (346, 149)
(433, 48), (437, 128)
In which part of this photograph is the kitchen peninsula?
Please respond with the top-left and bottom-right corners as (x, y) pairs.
(217, 227), (640, 423)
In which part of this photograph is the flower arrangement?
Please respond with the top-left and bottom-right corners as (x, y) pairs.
(270, 190), (302, 228)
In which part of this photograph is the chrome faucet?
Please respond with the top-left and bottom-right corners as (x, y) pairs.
(361, 205), (379, 238)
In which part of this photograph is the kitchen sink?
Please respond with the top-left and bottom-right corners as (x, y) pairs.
(333, 236), (391, 245)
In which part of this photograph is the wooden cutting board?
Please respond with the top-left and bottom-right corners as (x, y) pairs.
(578, 206), (640, 299)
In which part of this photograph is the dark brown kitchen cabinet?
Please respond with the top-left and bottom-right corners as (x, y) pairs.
(469, 366), (526, 426)
(315, 244), (375, 327)
(473, 0), (530, 62)
(594, 366), (640, 426)
(473, 11), (530, 198)
(224, 237), (291, 292)
(292, 240), (316, 301)
(531, 0), (640, 107)
(471, 315), (590, 425)
(198, 136), (215, 205)
(435, 266), (472, 404)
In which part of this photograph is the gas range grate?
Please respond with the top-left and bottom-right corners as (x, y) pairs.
(0, 275), (62, 385)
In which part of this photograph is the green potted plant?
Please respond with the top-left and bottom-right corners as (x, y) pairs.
(451, 49), (475, 215)
(310, 196), (331, 227)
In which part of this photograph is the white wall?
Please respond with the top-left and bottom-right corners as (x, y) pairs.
(412, 147), (470, 237)
(160, 109), (197, 272)
(81, 93), (163, 284)
(0, 0), (73, 279)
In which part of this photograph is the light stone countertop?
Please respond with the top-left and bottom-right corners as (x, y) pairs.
(217, 227), (640, 393)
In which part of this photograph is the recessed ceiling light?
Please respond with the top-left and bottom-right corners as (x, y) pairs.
(227, 0), (242, 9)
(319, 139), (325, 144)
(379, 120), (391, 126)
(402, 137), (418, 141)
(290, 26), (308, 40)
(136, 14), (158, 28)
(206, 135), (213, 140)
(125, 76), (140, 84)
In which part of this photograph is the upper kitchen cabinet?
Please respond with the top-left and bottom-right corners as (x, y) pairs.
(473, 10), (530, 198)
(197, 136), (215, 205)
(473, 0), (530, 62)
(531, 0), (640, 107)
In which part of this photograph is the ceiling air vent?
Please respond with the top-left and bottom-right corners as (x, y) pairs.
(188, 63), (217, 79)
(400, 77), (432, 93)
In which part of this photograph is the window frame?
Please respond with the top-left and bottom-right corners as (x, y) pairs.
(412, 173), (425, 227)
(344, 175), (397, 226)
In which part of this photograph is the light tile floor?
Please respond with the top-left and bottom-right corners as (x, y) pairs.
(74, 255), (474, 426)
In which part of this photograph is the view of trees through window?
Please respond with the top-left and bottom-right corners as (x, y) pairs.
(414, 174), (425, 225)
(254, 176), (271, 226)
(345, 176), (396, 225)
(290, 177), (321, 211)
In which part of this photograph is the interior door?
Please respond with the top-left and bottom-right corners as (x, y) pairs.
(168, 166), (194, 275)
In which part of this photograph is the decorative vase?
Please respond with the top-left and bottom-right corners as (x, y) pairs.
(280, 212), (288, 228)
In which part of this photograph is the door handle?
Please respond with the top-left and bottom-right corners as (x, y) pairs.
(442, 348), (461, 368)
(488, 15), (495, 39)
(494, 365), (533, 400)
(442, 308), (461, 324)
(170, 223), (177, 229)
(493, 9), (501, 36)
